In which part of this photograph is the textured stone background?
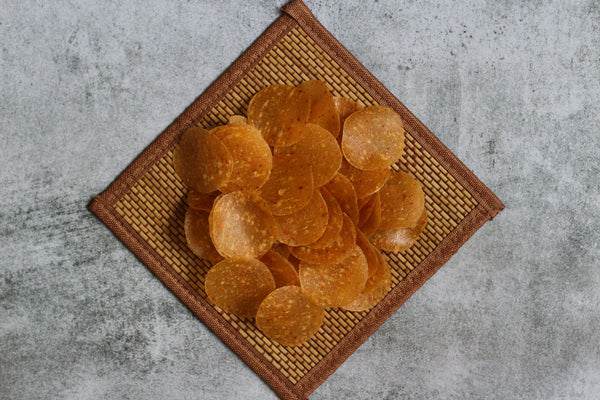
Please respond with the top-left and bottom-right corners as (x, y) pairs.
(1, 1), (599, 399)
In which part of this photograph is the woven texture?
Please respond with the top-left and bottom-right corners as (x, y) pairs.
(89, 2), (502, 399)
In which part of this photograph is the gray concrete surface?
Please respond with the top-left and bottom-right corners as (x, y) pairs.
(1, 0), (599, 399)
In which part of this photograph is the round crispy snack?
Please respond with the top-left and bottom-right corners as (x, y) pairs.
(187, 190), (217, 212)
(298, 80), (340, 137)
(256, 286), (324, 346)
(371, 208), (428, 252)
(184, 208), (224, 265)
(340, 159), (390, 199)
(355, 228), (381, 279)
(323, 173), (359, 225)
(205, 257), (276, 319)
(333, 96), (364, 136)
(209, 191), (277, 258)
(247, 85), (311, 147)
(172, 127), (233, 193)
(378, 171), (425, 231)
(260, 250), (300, 287)
(275, 189), (328, 246)
(259, 154), (314, 216)
(343, 252), (391, 312)
(341, 106), (405, 171)
(299, 245), (368, 307)
(218, 126), (273, 192)
(290, 213), (356, 264)
(306, 188), (343, 249)
(360, 192), (381, 237)
(228, 115), (247, 125)
(274, 123), (341, 187)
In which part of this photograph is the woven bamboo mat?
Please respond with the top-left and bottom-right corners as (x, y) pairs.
(88, 1), (503, 399)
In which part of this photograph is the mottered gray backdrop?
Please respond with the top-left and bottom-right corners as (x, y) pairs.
(1, 1), (599, 399)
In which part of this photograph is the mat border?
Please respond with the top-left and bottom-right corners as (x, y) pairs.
(89, 1), (504, 399)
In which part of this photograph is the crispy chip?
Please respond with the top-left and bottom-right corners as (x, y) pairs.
(333, 96), (364, 137)
(340, 159), (390, 199)
(341, 106), (405, 171)
(187, 190), (217, 212)
(259, 154), (314, 216)
(184, 208), (224, 265)
(204, 257), (275, 318)
(218, 125), (273, 192)
(360, 192), (381, 237)
(378, 171), (425, 231)
(299, 245), (368, 307)
(228, 115), (247, 125)
(342, 252), (391, 312)
(275, 189), (328, 246)
(370, 208), (428, 252)
(260, 250), (300, 287)
(256, 286), (324, 346)
(298, 80), (340, 137)
(290, 213), (357, 264)
(323, 173), (359, 225)
(306, 188), (343, 249)
(355, 228), (381, 279)
(209, 191), (277, 258)
(274, 123), (341, 187)
(247, 85), (310, 147)
(172, 127), (233, 193)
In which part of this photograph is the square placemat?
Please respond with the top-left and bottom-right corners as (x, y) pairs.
(88, 1), (504, 398)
